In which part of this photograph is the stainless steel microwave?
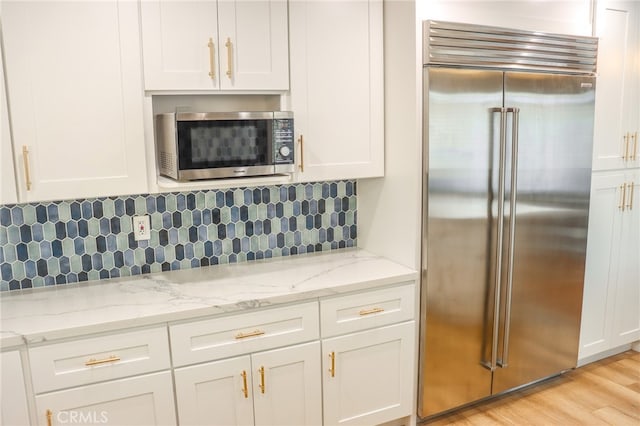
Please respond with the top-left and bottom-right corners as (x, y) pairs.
(155, 111), (295, 181)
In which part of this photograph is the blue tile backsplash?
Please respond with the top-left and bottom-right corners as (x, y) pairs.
(0, 181), (357, 291)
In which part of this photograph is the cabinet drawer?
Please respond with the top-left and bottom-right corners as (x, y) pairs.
(29, 326), (170, 394)
(170, 302), (319, 367)
(320, 282), (415, 338)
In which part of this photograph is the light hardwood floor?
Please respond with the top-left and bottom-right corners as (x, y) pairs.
(422, 350), (640, 425)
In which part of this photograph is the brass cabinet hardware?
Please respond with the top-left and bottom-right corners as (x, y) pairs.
(258, 366), (265, 394)
(46, 409), (53, 426)
(241, 370), (248, 398)
(85, 355), (120, 367)
(235, 329), (265, 339)
(627, 182), (635, 210)
(619, 183), (627, 211)
(207, 38), (215, 80)
(22, 146), (32, 191)
(225, 37), (233, 79)
(632, 132), (638, 161)
(623, 133), (630, 161)
(329, 352), (335, 377)
(359, 307), (384, 316)
(298, 135), (305, 172)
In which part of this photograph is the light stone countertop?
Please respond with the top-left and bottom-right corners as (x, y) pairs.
(0, 248), (417, 348)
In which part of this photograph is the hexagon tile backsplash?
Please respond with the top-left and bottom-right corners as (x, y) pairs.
(0, 181), (357, 291)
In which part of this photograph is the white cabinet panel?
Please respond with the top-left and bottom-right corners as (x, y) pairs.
(252, 342), (322, 426)
(141, 0), (289, 91)
(35, 371), (176, 426)
(29, 327), (171, 394)
(321, 321), (415, 426)
(2, 0), (147, 202)
(287, 0), (384, 182)
(174, 342), (321, 426)
(580, 170), (640, 359)
(170, 302), (319, 367)
(0, 41), (18, 205)
(592, 0), (640, 170)
(1, 351), (31, 426)
(174, 356), (255, 426)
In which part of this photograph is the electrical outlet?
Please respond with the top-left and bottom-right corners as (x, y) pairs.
(132, 215), (151, 241)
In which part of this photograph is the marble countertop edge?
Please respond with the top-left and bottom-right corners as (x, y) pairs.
(1, 249), (418, 348)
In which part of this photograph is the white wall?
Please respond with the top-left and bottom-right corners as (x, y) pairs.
(357, 0), (422, 271)
(417, 0), (593, 36)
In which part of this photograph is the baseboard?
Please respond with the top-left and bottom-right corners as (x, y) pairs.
(577, 344), (633, 367)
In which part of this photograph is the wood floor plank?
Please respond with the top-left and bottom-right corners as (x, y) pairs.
(421, 350), (640, 425)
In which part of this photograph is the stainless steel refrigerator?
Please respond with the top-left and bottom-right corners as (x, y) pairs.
(419, 21), (598, 418)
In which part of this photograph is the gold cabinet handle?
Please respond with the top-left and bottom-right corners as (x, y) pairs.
(328, 352), (335, 377)
(22, 145), (32, 191)
(627, 182), (634, 210)
(46, 409), (53, 426)
(298, 135), (305, 172)
(632, 132), (638, 161)
(235, 329), (265, 339)
(225, 37), (233, 79)
(85, 355), (120, 367)
(207, 37), (215, 80)
(241, 370), (249, 398)
(623, 133), (630, 161)
(258, 366), (265, 394)
(359, 307), (385, 316)
(619, 183), (627, 211)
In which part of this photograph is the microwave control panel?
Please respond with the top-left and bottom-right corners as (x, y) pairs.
(273, 118), (295, 165)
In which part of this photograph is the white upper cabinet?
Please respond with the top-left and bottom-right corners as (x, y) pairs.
(592, 0), (640, 170)
(0, 40), (17, 205)
(2, 0), (148, 202)
(287, 0), (384, 182)
(140, 0), (289, 92)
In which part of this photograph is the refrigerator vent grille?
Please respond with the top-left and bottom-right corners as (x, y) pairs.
(423, 20), (597, 74)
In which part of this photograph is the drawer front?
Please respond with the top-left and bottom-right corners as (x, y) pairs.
(29, 326), (170, 394)
(320, 282), (415, 338)
(170, 302), (319, 367)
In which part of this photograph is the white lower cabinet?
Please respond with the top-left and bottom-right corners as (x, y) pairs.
(321, 322), (415, 426)
(319, 282), (416, 426)
(174, 342), (322, 426)
(580, 170), (640, 360)
(1, 350), (31, 425)
(35, 371), (175, 426)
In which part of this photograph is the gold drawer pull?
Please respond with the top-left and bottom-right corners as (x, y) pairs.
(225, 37), (233, 79)
(235, 329), (265, 339)
(619, 183), (627, 211)
(259, 366), (265, 394)
(623, 133), (630, 161)
(627, 182), (635, 210)
(85, 355), (120, 367)
(22, 146), (32, 191)
(46, 409), (53, 426)
(298, 135), (305, 172)
(359, 307), (385, 316)
(207, 37), (215, 80)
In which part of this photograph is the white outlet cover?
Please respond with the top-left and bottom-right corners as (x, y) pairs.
(132, 215), (151, 241)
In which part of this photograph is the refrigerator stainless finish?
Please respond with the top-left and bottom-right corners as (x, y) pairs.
(419, 21), (598, 418)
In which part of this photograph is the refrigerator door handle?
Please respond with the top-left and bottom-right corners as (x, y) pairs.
(498, 107), (520, 369)
(484, 107), (509, 371)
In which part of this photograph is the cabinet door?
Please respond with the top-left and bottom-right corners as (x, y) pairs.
(611, 170), (640, 347)
(1, 351), (31, 426)
(35, 371), (175, 426)
(217, 0), (289, 90)
(174, 356), (254, 426)
(140, 0), (220, 90)
(322, 321), (415, 426)
(288, 0), (384, 182)
(579, 172), (625, 358)
(0, 40), (18, 205)
(252, 342), (322, 426)
(592, 0), (640, 170)
(579, 171), (640, 359)
(2, 0), (147, 202)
